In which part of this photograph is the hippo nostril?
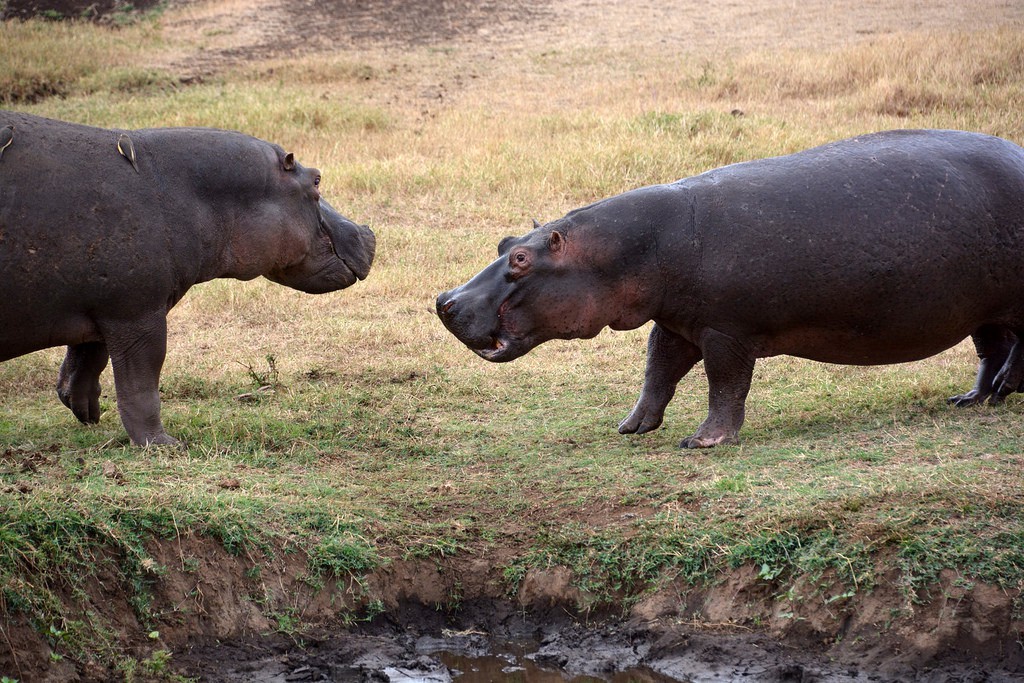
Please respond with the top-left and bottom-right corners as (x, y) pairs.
(438, 300), (459, 324)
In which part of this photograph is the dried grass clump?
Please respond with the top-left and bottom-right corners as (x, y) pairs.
(724, 29), (1024, 120)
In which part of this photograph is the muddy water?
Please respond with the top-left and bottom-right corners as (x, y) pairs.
(178, 639), (681, 682)
(436, 642), (676, 683)
(439, 652), (673, 682)
(173, 625), (983, 682)
(173, 624), (878, 682)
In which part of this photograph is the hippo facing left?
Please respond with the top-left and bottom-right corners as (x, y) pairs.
(0, 110), (376, 446)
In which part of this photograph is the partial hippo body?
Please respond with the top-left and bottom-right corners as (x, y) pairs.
(437, 129), (1024, 447)
(0, 110), (375, 445)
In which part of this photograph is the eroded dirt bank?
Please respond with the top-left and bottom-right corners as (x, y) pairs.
(2, 537), (1022, 681)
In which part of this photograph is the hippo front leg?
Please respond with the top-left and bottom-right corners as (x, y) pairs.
(56, 342), (109, 424)
(101, 315), (178, 446)
(681, 329), (755, 448)
(619, 323), (702, 435)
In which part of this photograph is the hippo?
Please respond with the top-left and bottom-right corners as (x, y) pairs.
(0, 110), (375, 446)
(436, 129), (1024, 447)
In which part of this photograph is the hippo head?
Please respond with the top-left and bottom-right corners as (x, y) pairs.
(436, 217), (656, 362)
(258, 150), (376, 294)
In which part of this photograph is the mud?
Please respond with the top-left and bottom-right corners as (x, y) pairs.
(172, 600), (1019, 682)
(173, 604), (858, 682)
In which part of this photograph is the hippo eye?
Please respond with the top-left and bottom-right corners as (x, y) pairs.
(510, 251), (531, 271)
(314, 175), (321, 187)
(508, 250), (531, 279)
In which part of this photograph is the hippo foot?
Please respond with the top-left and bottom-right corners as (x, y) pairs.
(56, 382), (102, 424)
(679, 433), (739, 449)
(947, 390), (991, 407)
(57, 342), (108, 424)
(618, 407), (664, 435)
(994, 377), (1024, 402)
(136, 432), (182, 448)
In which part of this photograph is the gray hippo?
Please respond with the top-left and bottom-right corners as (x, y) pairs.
(0, 110), (375, 446)
(436, 129), (1024, 447)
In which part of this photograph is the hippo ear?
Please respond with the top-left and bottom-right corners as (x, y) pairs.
(498, 235), (516, 256)
(283, 153), (296, 172)
(532, 218), (542, 230)
(548, 231), (564, 254)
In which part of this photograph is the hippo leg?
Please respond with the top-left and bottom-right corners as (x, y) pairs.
(992, 334), (1024, 402)
(619, 323), (702, 435)
(948, 326), (1016, 406)
(681, 329), (755, 448)
(56, 342), (109, 424)
(101, 315), (178, 446)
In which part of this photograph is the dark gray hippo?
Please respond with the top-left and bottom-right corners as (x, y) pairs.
(0, 110), (375, 446)
(436, 129), (1024, 447)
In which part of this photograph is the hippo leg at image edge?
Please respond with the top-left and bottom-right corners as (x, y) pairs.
(946, 325), (1019, 405)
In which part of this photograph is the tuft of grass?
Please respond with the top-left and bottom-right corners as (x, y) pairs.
(0, 18), (174, 103)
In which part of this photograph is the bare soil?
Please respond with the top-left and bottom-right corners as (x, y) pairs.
(4, 1), (1024, 681)
(1, 0), (159, 22)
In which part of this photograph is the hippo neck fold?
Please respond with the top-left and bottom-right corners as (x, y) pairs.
(564, 183), (700, 332)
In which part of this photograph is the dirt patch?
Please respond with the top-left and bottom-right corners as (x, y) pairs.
(151, 0), (1024, 82)
(1, 0), (163, 22)
(125, 0), (553, 79)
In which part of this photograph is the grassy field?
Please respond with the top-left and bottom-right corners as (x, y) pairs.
(2, 3), (1024, 676)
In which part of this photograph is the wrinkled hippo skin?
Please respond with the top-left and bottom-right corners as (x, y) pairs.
(0, 111), (375, 445)
(437, 129), (1024, 447)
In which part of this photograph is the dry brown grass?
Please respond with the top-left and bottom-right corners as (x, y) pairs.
(6, 5), (1023, 421)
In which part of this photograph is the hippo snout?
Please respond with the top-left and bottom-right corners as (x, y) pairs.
(436, 289), (480, 342)
(436, 285), (521, 362)
(320, 200), (375, 280)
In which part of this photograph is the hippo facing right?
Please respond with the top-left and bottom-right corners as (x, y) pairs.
(0, 111), (375, 446)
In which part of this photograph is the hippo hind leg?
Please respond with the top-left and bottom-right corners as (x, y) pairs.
(992, 329), (1024, 402)
(57, 342), (109, 424)
(949, 325), (1016, 406)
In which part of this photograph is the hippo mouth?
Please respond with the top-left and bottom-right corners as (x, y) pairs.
(323, 221), (369, 283)
(436, 284), (537, 362)
(318, 201), (375, 281)
(473, 335), (513, 362)
(469, 300), (532, 362)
